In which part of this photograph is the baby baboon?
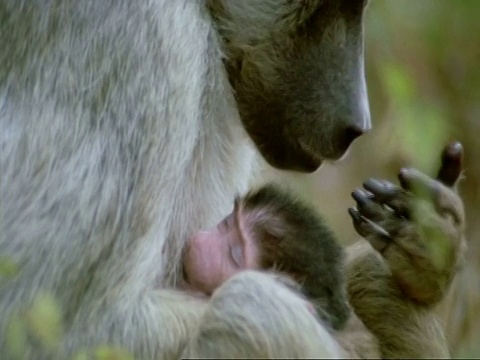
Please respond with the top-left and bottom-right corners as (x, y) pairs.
(184, 184), (349, 330)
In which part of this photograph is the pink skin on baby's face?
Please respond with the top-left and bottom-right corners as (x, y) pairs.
(184, 199), (258, 295)
(183, 199), (318, 316)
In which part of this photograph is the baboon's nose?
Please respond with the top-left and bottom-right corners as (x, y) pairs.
(340, 125), (365, 154)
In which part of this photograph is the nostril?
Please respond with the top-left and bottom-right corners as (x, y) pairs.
(342, 125), (364, 150)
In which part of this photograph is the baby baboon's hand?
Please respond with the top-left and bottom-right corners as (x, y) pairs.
(348, 142), (466, 305)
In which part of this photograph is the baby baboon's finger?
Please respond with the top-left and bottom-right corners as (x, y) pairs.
(348, 207), (392, 254)
(352, 189), (386, 222)
(398, 168), (441, 201)
(362, 178), (399, 202)
(362, 179), (413, 219)
(436, 141), (463, 187)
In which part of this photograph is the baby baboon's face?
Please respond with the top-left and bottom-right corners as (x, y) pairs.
(183, 199), (259, 294)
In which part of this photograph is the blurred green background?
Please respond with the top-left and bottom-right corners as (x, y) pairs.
(263, 1), (480, 357)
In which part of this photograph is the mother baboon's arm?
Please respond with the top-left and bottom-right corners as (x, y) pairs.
(61, 275), (344, 359)
(69, 291), (210, 359)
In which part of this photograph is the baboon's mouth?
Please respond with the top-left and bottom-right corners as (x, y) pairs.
(296, 140), (324, 171)
(268, 146), (323, 173)
(250, 133), (323, 173)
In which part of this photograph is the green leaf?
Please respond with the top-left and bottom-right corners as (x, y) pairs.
(72, 350), (90, 360)
(5, 313), (28, 360)
(25, 293), (63, 350)
(0, 256), (20, 278)
(94, 346), (134, 360)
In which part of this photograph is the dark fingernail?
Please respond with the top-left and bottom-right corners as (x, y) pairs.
(398, 168), (413, 186)
(348, 207), (362, 221)
(445, 141), (463, 157)
(399, 168), (412, 176)
(362, 178), (384, 193)
(442, 143), (463, 165)
(352, 189), (370, 206)
(381, 181), (397, 193)
(349, 208), (371, 237)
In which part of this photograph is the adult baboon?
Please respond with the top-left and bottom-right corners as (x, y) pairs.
(0, 1), (466, 359)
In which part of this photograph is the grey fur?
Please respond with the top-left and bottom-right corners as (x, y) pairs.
(0, 1), (256, 357)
